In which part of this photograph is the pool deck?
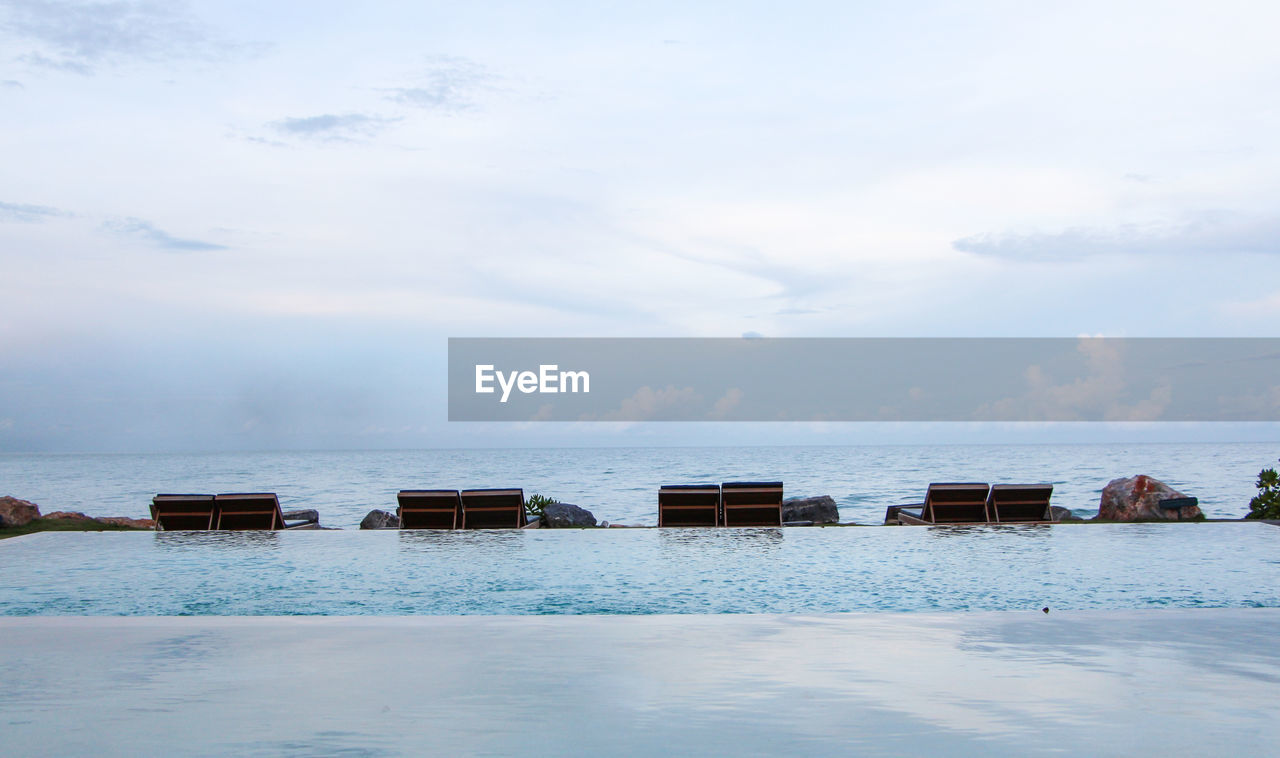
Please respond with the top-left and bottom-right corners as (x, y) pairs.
(2, 608), (1277, 756)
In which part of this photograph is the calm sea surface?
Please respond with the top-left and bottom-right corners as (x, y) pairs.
(1, 443), (1276, 527)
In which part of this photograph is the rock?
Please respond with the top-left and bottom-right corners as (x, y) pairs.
(0, 496), (41, 528)
(1048, 506), (1082, 522)
(37, 512), (153, 529)
(97, 517), (156, 529)
(360, 509), (399, 529)
(1094, 475), (1203, 521)
(41, 511), (95, 522)
(541, 502), (597, 528)
(283, 509), (320, 526)
(782, 495), (840, 525)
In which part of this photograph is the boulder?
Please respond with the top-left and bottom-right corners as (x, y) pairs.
(1048, 506), (1083, 523)
(541, 502), (597, 528)
(360, 509), (399, 529)
(1094, 475), (1202, 521)
(782, 495), (840, 525)
(37, 512), (154, 529)
(41, 510), (95, 522)
(0, 496), (41, 528)
(98, 517), (156, 529)
(283, 509), (320, 526)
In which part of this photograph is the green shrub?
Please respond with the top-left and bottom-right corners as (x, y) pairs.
(525, 493), (559, 520)
(1246, 460), (1280, 519)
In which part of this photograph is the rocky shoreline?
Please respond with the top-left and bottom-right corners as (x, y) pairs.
(0, 494), (154, 530)
(0, 474), (1253, 534)
(0, 496), (155, 534)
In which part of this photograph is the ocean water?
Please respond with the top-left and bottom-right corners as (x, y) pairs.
(1, 443), (1276, 527)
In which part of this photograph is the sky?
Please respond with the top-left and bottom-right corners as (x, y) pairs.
(2, 0), (1280, 451)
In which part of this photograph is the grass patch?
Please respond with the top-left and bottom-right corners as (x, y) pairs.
(0, 518), (149, 540)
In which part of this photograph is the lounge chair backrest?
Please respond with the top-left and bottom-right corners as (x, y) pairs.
(658, 484), (721, 527)
(397, 490), (461, 529)
(151, 494), (217, 531)
(923, 483), (991, 523)
(215, 493), (284, 530)
(460, 488), (526, 529)
(720, 481), (783, 527)
(987, 484), (1053, 522)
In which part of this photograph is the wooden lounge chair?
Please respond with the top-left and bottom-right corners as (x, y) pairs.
(151, 494), (217, 531)
(397, 490), (461, 529)
(214, 493), (286, 530)
(897, 483), (991, 524)
(720, 481), (783, 526)
(460, 488), (526, 529)
(987, 484), (1054, 523)
(658, 484), (721, 527)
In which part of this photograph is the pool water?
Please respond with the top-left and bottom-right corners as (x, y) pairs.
(5, 611), (1278, 757)
(3, 522), (1277, 615)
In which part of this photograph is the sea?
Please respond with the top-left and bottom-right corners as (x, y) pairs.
(2, 442), (1276, 527)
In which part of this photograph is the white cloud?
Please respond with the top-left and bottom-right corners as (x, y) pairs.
(101, 217), (226, 251)
(709, 387), (744, 419)
(955, 211), (1280, 261)
(0, 0), (253, 73)
(6, 1), (1280, 448)
(270, 113), (400, 142)
(586, 386), (700, 422)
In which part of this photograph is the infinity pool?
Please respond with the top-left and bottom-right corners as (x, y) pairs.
(3, 523), (1277, 615)
(5, 611), (1279, 757)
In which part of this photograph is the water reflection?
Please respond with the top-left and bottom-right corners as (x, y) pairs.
(718, 527), (785, 550)
(153, 530), (281, 551)
(657, 527), (718, 548)
(924, 524), (1052, 542)
(9, 613), (1277, 756)
(397, 528), (526, 552)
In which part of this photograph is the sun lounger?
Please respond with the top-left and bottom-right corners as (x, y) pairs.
(397, 490), (461, 529)
(658, 484), (721, 527)
(460, 488), (527, 529)
(986, 484), (1053, 523)
(151, 494), (217, 531)
(214, 493), (287, 530)
(898, 483), (992, 524)
(720, 481), (783, 526)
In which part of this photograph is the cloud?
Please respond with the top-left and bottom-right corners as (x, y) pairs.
(0, 0), (249, 73)
(584, 385), (700, 421)
(974, 338), (1173, 421)
(953, 211), (1280, 261)
(0, 200), (69, 222)
(2, 79), (23, 88)
(709, 387), (745, 419)
(382, 56), (491, 112)
(1223, 292), (1280, 317)
(270, 113), (399, 142)
(656, 238), (846, 302)
(102, 217), (227, 251)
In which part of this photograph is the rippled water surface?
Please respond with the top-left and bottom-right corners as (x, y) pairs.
(1, 442), (1277, 526)
(2, 523), (1277, 615)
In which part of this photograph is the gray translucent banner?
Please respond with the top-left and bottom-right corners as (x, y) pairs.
(448, 338), (1280, 422)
